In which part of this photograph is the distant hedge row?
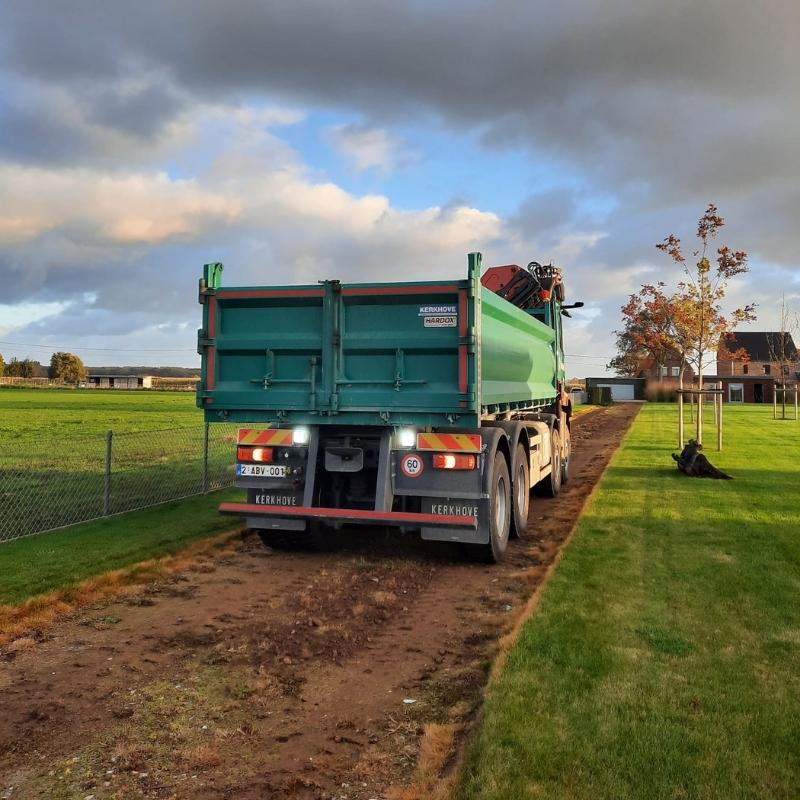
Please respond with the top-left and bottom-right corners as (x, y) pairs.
(587, 386), (614, 405)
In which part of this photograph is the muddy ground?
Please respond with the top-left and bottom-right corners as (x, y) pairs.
(0, 404), (638, 800)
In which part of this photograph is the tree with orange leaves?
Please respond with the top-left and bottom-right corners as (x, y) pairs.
(656, 204), (756, 443)
(609, 283), (675, 378)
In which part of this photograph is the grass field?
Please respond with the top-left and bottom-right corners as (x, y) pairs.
(458, 403), (800, 800)
(0, 387), (235, 540)
(0, 387), (198, 445)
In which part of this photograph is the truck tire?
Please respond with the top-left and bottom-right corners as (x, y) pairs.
(561, 428), (571, 485)
(510, 443), (530, 539)
(257, 522), (330, 552)
(472, 451), (511, 563)
(537, 428), (562, 497)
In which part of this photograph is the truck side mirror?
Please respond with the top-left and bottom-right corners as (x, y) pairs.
(561, 301), (584, 317)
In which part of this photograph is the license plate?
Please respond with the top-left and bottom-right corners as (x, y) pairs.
(236, 464), (290, 478)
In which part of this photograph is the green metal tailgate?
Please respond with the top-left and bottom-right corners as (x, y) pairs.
(197, 253), (557, 427)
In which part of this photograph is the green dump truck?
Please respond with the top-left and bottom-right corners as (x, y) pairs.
(197, 252), (581, 562)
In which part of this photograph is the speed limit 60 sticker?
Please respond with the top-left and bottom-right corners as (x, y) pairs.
(400, 453), (424, 478)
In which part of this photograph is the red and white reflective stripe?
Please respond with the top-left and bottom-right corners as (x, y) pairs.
(416, 433), (482, 452)
(237, 428), (294, 445)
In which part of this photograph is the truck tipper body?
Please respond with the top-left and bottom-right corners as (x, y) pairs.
(197, 252), (578, 561)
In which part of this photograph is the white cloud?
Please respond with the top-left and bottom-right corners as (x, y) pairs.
(0, 166), (240, 245)
(0, 102), (500, 258)
(327, 123), (414, 173)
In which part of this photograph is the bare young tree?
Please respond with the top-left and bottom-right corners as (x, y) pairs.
(767, 295), (799, 419)
(656, 204), (756, 444)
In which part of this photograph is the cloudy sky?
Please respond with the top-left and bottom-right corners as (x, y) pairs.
(1, 0), (798, 374)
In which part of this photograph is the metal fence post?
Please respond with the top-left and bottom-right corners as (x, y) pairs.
(202, 423), (209, 494)
(104, 429), (113, 515)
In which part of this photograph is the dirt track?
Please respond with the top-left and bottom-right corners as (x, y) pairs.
(0, 404), (638, 800)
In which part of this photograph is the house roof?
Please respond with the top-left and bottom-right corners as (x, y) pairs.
(722, 331), (798, 362)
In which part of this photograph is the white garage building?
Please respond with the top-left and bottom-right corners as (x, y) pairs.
(585, 377), (644, 402)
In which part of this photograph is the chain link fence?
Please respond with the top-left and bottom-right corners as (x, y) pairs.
(0, 424), (239, 543)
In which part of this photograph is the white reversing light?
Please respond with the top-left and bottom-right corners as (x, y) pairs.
(292, 427), (310, 445)
(398, 429), (416, 448)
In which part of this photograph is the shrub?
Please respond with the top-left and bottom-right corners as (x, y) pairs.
(588, 386), (614, 405)
(645, 384), (678, 402)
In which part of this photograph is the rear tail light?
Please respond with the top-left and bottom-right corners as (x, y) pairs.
(432, 453), (476, 470)
(237, 446), (274, 463)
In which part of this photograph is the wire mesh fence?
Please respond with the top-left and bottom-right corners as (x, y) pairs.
(0, 424), (239, 543)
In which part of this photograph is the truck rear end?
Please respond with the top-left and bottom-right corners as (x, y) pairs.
(198, 253), (574, 561)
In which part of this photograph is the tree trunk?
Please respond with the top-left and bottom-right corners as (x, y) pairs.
(678, 364), (686, 443)
(696, 360), (703, 445)
(782, 374), (787, 419)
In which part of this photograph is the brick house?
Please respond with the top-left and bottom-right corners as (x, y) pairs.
(711, 332), (800, 403)
(635, 350), (695, 383)
(717, 332), (799, 379)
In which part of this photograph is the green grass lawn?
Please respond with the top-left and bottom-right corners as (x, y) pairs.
(0, 487), (243, 606)
(0, 388), (237, 540)
(458, 403), (800, 800)
(0, 386), (199, 445)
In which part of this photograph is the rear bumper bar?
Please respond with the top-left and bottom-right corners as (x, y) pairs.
(218, 502), (477, 529)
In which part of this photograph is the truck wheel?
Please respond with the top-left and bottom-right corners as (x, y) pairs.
(510, 443), (530, 538)
(561, 429), (571, 485)
(257, 522), (330, 552)
(472, 451), (511, 563)
(537, 428), (562, 497)
(257, 530), (290, 550)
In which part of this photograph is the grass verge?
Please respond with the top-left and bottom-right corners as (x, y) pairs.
(571, 402), (598, 417)
(0, 488), (243, 643)
(457, 403), (800, 800)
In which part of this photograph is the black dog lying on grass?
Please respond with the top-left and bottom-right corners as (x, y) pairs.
(672, 439), (732, 479)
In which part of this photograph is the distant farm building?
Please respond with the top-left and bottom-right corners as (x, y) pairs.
(585, 377), (645, 402)
(86, 375), (153, 389)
